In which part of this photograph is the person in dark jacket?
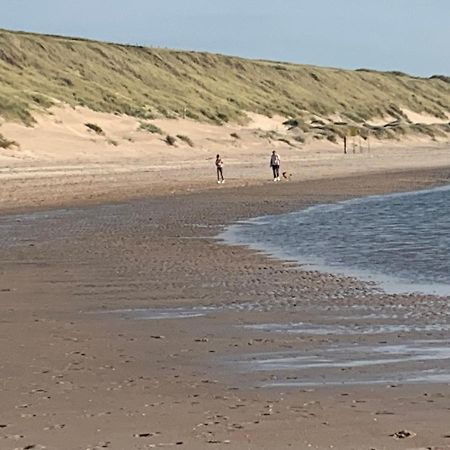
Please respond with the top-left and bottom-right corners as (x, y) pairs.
(270, 150), (281, 181)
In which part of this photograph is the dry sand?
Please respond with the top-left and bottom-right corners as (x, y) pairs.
(1, 108), (450, 449)
(1, 165), (450, 450)
(1, 106), (450, 213)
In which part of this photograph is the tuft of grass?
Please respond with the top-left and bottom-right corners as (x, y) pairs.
(176, 134), (194, 147)
(277, 137), (295, 147)
(326, 133), (338, 143)
(165, 135), (176, 146)
(230, 132), (240, 139)
(0, 93), (35, 125)
(429, 75), (450, 84)
(0, 133), (19, 149)
(85, 122), (104, 135)
(107, 138), (118, 146)
(216, 112), (229, 123)
(139, 122), (163, 134)
(283, 118), (299, 128)
(29, 93), (54, 108)
(258, 130), (280, 141)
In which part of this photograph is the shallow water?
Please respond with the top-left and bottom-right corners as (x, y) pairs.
(243, 322), (450, 335)
(233, 340), (450, 387)
(220, 185), (450, 296)
(96, 304), (450, 386)
(96, 306), (216, 320)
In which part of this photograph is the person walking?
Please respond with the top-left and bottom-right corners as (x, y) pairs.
(270, 150), (281, 181)
(215, 154), (224, 184)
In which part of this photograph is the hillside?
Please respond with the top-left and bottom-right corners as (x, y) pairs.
(1, 28), (449, 139)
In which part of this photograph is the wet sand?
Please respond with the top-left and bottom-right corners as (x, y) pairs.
(1, 168), (450, 450)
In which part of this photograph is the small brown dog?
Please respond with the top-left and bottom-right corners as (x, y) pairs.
(282, 171), (292, 180)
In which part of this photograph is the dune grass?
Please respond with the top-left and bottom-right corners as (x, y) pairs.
(165, 135), (176, 146)
(176, 134), (194, 147)
(139, 122), (163, 134)
(85, 122), (104, 135)
(0, 132), (19, 149)
(283, 119), (450, 144)
(0, 28), (449, 134)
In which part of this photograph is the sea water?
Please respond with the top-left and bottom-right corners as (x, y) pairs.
(220, 185), (450, 296)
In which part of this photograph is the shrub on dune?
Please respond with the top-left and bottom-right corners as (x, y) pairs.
(165, 135), (176, 146)
(0, 133), (19, 149)
(139, 122), (163, 134)
(85, 123), (104, 135)
(176, 134), (194, 147)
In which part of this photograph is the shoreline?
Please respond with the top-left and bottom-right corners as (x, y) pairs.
(219, 182), (450, 298)
(1, 167), (450, 449)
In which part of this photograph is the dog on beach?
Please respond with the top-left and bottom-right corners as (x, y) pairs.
(282, 171), (292, 180)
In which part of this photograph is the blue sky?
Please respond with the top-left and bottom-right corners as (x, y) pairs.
(1, 0), (449, 76)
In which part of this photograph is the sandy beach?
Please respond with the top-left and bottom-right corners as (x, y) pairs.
(2, 106), (450, 214)
(1, 162), (450, 449)
(1, 10), (450, 450)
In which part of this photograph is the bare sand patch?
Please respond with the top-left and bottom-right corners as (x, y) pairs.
(401, 108), (450, 125)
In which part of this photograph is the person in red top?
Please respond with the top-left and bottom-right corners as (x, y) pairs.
(215, 154), (224, 184)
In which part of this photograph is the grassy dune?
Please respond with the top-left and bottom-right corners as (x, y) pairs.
(0, 28), (449, 136)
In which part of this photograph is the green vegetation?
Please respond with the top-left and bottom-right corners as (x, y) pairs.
(176, 134), (194, 147)
(107, 138), (118, 146)
(139, 122), (163, 134)
(283, 118), (300, 129)
(283, 119), (450, 144)
(277, 137), (295, 147)
(293, 134), (305, 144)
(0, 28), (449, 141)
(0, 132), (18, 149)
(85, 122), (104, 135)
(165, 135), (176, 146)
(258, 130), (281, 141)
